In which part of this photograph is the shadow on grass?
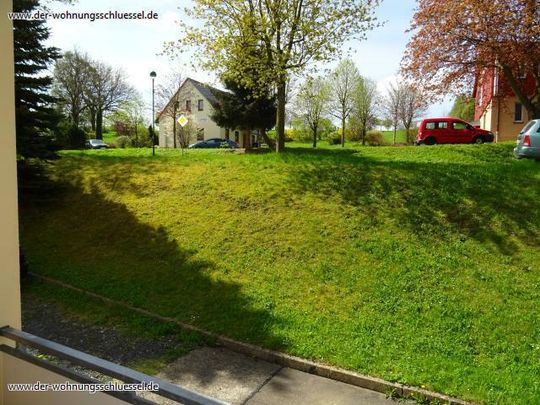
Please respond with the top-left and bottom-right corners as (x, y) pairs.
(285, 147), (540, 256)
(19, 174), (284, 387)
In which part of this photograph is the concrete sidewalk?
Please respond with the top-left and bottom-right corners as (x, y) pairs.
(144, 347), (401, 404)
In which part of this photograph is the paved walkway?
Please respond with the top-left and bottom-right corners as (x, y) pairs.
(144, 347), (400, 405)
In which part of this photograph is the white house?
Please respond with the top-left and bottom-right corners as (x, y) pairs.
(156, 78), (254, 148)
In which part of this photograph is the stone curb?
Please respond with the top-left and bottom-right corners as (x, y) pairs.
(28, 272), (473, 405)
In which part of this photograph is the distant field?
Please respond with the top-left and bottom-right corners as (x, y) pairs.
(381, 129), (409, 144)
(20, 143), (540, 404)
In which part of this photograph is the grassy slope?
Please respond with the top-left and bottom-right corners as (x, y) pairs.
(20, 143), (540, 404)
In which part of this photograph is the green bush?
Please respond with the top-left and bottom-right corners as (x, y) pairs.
(68, 126), (87, 149)
(365, 130), (383, 146)
(407, 128), (418, 144)
(327, 131), (342, 145)
(54, 122), (87, 149)
(115, 135), (132, 148)
(284, 128), (295, 143)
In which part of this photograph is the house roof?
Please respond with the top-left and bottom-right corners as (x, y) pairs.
(156, 78), (229, 122)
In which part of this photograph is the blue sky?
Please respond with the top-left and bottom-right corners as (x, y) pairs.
(44, 0), (452, 119)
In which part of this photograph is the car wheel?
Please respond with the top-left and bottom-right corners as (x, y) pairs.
(473, 136), (484, 144)
(424, 137), (436, 145)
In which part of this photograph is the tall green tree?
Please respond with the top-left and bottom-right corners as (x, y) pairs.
(331, 59), (361, 147)
(212, 78), (277, 148)
(350, 76), (378, 145)
(294, 76), (331, 148)
(449, 95), (475, 122)
(14, 0), (61, 160)
(171, 0), (380, 152)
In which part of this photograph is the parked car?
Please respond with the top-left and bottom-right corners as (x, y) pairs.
(188, 138), (239, 149)
(416, 118), (494, 145)
(85, 139), (109, 149)
(514, 119), (540, 160)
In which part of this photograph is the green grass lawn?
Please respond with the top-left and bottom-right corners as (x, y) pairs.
(101, 130), (118, 145)
(382, 129), (408, 144)
(19, 143), (540, 404)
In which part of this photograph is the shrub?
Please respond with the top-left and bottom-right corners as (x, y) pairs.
(327, 131), (342, 145)
(407, 128), (418, 144)
(55, 122), (87, 149)
(365, 130), (383, 146)
(67, 126), (87, 149)
(115, 135), (132, 148)
(284, 128), (295, 142)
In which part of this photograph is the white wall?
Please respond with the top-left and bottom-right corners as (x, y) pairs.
(0, 0), (22, 334)
(158, 80), (227, 147)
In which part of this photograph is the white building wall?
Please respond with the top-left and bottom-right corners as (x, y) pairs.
(158, 81), (231, 147)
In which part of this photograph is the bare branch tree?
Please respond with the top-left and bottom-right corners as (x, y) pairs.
(52, 49), (91, 128)
(155, 70), (184, 148)
(399, 84), (426, 143)
(382, 82), (403, 145)
(83, 60), (135, 139)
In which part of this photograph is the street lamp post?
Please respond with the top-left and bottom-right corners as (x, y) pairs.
(150, 71), (157, 156)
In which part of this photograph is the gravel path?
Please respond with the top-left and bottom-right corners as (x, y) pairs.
(21, 293), (190, 367)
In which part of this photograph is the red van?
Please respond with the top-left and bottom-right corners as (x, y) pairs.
(416, 118), (494, 145)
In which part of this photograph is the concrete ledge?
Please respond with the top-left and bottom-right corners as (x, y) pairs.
(28, 272), (473, 405)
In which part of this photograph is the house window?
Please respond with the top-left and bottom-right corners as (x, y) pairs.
(198, 99), (204, 111)
(514, 103), (523, 122)
(234, 131), (240, 143)
(186, 100), (191, 112)
(197, 128), (204, 141)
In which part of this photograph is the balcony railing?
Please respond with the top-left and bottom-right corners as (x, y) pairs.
(0, 326), (227, 405)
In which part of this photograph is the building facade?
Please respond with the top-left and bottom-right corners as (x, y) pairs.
(157, 78), (253, 148)
(473, 67), (537, 141)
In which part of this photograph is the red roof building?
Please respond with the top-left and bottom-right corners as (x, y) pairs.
(473, 67), (537, 141)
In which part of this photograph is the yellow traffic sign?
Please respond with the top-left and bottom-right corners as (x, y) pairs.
(177, 115), (188, 127)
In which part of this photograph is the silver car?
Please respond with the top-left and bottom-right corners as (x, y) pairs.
(85, 139), (109, 149)
(514, 119), (540, 160)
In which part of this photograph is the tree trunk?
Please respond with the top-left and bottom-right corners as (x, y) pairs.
(341, 116), (346, 147)
(96, 109), (103, 140)
(276, 79), (287, 153)
(312, 125), (317, 148)
(362, 120), (367, 146)
(361, 122), (367, 146)
(393, 126), (397, 145)
(501, 63), (540, 119)
(259, 128), (275, 149)
(404, 124), (411, 144)
(89, 108), (96, 132)
(72, 110), (80, 128)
